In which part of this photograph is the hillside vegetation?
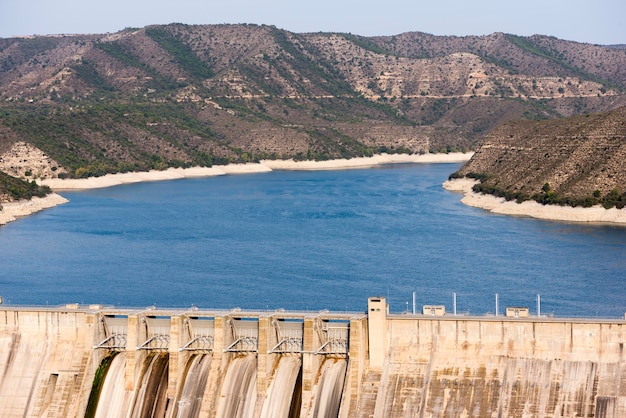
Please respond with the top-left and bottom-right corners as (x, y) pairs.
(0, 171), (51, 203)
(452, 106), (626, 208)
(1, 24), (626, 202)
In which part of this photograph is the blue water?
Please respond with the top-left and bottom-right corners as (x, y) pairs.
(0, 163), (624, 317)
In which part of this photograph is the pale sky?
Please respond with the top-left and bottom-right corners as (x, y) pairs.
(0, 0), (624, 45)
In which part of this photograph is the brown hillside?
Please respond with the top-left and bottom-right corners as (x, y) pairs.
(453, 106), (626, 207)
(0, 24), (625, 199)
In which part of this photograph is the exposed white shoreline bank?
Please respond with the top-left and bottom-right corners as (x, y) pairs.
(0, 153), (470, 226)
(0, 193), (69, 226)
(443, 178), (626, 225)
(4, 153), (624, 226)
(37, 152), (473, 191)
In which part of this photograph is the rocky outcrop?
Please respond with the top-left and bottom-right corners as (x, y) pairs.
(0, 141), (68, 180)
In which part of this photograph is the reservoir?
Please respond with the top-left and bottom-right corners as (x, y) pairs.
(0, 162), (624, 317)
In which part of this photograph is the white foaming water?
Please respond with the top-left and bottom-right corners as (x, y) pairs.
(310, 359), (347, 418)
(94, 353), (130, 418)
(259, 356), (302, 418)
(175, 354), (213, 418)
(215, 355), (258, 418)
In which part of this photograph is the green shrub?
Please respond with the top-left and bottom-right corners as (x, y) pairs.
(0, 172), (51, 200)
(145, 27), (214, 80)
(600, 188), (626, 209)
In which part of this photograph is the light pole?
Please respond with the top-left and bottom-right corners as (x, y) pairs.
(537, 294), (541, 317)
(495, 293), (499, 317)
(453, 292), (457, 316)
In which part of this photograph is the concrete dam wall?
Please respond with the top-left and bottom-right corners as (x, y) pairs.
(0, 297), (623, 417)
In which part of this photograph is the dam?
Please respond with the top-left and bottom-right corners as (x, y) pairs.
(0, 297), (624, 417)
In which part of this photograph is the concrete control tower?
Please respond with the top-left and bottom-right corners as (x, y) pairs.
(367, 296), (388, 369)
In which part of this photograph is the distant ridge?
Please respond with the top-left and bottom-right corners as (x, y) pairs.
(1, 23), (625, 202)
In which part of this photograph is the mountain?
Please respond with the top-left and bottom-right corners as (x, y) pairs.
(451, 106), (626, 208)
(0, 23), (625, 196)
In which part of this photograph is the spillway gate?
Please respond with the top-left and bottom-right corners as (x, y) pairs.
(224, 317), (259, 352)
(94, 315), (128, 350)
(315, 318), (349, 355)
(83, 309), (364, 418)
(137, 316), (170, 350)
(181, 316), (215, 351)
(270, 318), (304, 353)
(93, 311), (352, 355)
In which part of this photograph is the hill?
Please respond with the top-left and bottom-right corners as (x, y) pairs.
(451, 106), (626, 208)
(1, 24), (626, 202)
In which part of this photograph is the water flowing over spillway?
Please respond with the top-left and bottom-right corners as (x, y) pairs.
(310, 359), (347, 418)
(259, 356), (302, 418)
(175, 354), (213, 418)
(93, 353), (129, 418)
(129, 353), (169, 418)
(91, 352), (170, 418)
(215, 355), (258, 418)
(85, 350), (346, 418)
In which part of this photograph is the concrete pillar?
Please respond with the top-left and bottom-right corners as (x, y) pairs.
(340, 316), (368, 417)
(301, 317), (323, 416)
(200, 315), (226, 418)
(367, 297), (388, 369)
(213, 316), (226, 353)
(168, 315), (186, 400)
(125, 315), (138, 391)
(257, 316), (272, 397)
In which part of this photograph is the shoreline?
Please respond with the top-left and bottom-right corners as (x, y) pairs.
(37, 152), (472, 191)
(0, 193), (69, 226)
(0, 153), (471, 226)
(443, 178), (626, 225)
(4, 154), (624, 226)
